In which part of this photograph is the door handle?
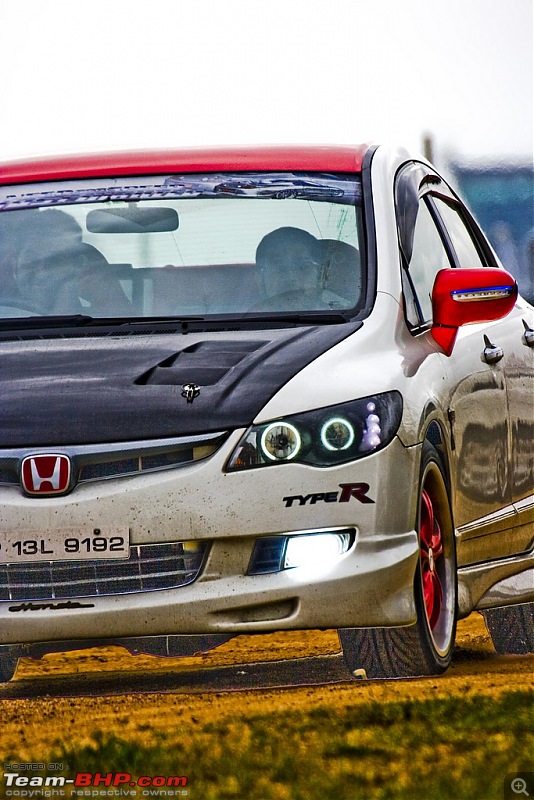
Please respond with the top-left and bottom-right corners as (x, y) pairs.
(482, 334), (504, 364)
(522, 319), (534, 348)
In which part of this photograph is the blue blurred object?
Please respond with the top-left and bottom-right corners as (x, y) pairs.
(451, 163), (534, 304)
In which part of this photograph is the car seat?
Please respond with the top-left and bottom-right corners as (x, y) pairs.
(319, 239), (362, 306)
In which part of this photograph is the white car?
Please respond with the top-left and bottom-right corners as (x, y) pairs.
(0, 145), (532, 683)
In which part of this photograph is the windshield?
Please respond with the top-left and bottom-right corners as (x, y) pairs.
(0, 172), (364, 322)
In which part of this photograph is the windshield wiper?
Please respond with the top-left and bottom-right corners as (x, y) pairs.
(0, 311), (349, 334)
(118, 313), (350, 326)
(242, 312), (350, 324)
(116, 316), (206, 325)
(116, 313), (350, 327)
(0, 314), (97, 330)
(0, 314), (208, 331)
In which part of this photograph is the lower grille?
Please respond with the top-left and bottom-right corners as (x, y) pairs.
(0, 541), (207, 601)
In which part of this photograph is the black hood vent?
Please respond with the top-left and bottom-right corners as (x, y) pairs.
(135, 340), (268, 387)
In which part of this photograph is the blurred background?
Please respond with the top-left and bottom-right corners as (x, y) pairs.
(1, 0), (532, 299)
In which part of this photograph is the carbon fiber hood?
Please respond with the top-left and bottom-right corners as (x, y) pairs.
(1, 324), (360, 446)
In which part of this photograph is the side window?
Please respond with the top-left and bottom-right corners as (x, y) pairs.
(408, 198), (452, 322)
(432, 197), (486, 269)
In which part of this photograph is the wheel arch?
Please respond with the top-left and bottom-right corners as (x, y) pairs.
(423, 418), (452, 493)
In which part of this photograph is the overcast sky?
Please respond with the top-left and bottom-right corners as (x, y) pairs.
(1, 0), (532, 168)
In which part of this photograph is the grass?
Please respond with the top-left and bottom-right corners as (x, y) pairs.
(6, 690), (533, 800)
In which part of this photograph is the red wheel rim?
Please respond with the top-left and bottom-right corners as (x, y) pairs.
(420, 488), (444, 629)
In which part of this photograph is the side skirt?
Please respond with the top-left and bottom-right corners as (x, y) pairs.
(457, 550), (534, 618)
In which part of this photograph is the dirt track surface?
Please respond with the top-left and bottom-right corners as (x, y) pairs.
(1, 613), (533, 759)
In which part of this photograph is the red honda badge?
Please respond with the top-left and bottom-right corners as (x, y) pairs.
(21, 454), (71, 495)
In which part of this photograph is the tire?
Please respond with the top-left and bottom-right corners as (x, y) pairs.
(339, 440), (457, 679)
(0, 645), (18, 683)
(482, 603), (534, 655)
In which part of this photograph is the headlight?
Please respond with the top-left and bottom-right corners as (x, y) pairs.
(261, 421), (302, 461)
(226, 391), (403, 470)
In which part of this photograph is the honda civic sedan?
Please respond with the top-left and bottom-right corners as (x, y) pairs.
(0, 144), (532, 683)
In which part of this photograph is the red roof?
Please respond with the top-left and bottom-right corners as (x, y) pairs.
(0, 145), (369, 185)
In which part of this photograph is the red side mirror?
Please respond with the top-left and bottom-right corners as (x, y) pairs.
(431, 268), (517, 356)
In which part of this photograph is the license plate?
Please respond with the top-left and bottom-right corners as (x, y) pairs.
(0, 528), (130, 563)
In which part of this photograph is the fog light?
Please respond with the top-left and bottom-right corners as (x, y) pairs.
(247, 529), (356, 575)
(284, 532), (352, 569)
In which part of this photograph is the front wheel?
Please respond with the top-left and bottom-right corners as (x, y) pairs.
(339, 441), (457, 679)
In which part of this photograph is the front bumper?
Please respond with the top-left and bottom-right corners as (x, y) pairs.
(1, 529), (419, 644)
(0, 435), (421, 645)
